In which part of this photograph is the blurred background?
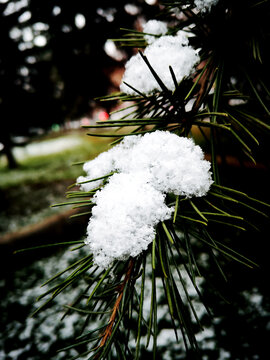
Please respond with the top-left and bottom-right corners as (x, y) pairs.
(0, 1), (160, 359)
(0, 0), (160, 245)
(1, 1), (270, 359)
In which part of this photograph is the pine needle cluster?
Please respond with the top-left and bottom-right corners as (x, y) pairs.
(29, 1), (270, 358)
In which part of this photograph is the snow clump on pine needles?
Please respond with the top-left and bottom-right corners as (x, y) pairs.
(143, 20), (168, 44)
(78, 131), (213, 268)
(120, 31), (199, 95)
(87, 173), (173, 269)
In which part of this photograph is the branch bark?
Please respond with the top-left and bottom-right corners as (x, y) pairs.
(96, 258), (135, 357)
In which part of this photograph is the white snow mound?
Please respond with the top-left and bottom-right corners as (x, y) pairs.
(78, 131), (213, 268)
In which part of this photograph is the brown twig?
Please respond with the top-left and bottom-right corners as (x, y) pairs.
(95, 258), (135, 357)
(193, 59), (215, 113)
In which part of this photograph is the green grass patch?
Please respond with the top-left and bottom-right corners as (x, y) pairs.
(0, 132), (111, 188)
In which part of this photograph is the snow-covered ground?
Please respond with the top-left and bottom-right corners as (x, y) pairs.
(13, 135), (83, 161)
(0, 246), (91, 360)
(1, 241), (268, 359)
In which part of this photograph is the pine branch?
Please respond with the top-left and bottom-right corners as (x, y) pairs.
(95, 259), (135, 358)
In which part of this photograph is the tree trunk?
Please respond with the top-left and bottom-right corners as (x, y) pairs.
(4, 145), (17, 169)
(0, 134), (17, 169)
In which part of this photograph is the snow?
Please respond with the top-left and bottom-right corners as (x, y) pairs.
(113, 131), (213, 197)
(143, 20), (168, 44)
(79, 131), (213, 198)
(13, 135), (82, 160)
(1, 246), (93, 360)
(86, 173), (173, 268)
(78, 131), (213, 268)
(77, 150), (116, 191)
(194, 0), (219, 12)
(120, 32), (199, 95)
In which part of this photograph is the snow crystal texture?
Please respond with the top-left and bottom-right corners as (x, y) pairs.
(78, 131), (213, 268)
(143, 19), (168, 44)
(87, 173), (173, 269)
(194, 0), (219, 12)
(120, 32), (199, 95)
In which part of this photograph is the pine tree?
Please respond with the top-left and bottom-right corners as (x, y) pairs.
(32, 1), (270, 358)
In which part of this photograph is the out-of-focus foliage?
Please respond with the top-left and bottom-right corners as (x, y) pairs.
(0, 0), (159, 167)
